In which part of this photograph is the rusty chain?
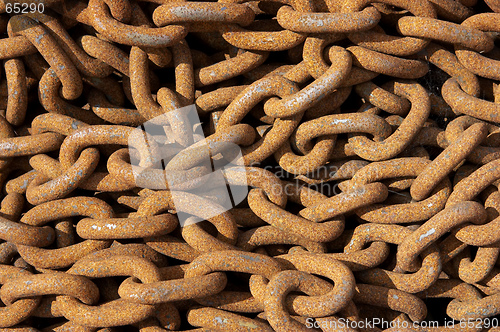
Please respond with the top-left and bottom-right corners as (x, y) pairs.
(0, 0), (498, 330)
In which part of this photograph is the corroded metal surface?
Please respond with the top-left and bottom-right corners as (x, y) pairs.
(0, 0), (498, 331)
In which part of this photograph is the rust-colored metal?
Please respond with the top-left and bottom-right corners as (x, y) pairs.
(0, 0), (499, 330)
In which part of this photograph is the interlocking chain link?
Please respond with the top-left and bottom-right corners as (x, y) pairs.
(0, 0), (497, 330)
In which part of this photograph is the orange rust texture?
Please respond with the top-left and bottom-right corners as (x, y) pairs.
(0, 0), (498, 331)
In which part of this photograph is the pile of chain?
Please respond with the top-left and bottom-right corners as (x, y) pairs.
(0, 0), (499, 330)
